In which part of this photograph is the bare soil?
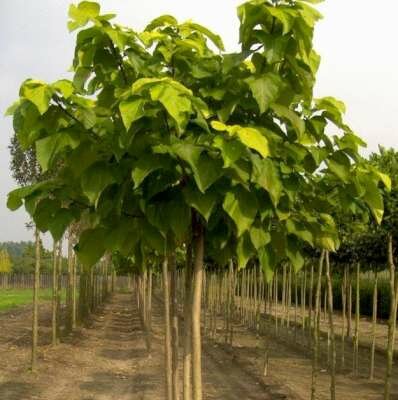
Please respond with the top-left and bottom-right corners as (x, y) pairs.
(0, 294), (279, 400)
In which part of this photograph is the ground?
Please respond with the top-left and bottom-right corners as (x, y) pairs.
(0, 292), (397, 399)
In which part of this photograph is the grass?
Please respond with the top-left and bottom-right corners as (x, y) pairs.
(0, 288), (66, 312)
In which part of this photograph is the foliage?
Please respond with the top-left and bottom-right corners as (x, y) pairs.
(0, 249), (12, 273)
(5, 0), (387, 282)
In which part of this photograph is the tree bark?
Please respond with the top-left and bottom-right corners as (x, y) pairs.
(162, 256), (173, 400)
(325, 252), (336, 400)
(370, 269), (378, 380)
(341, 265), (347, 369)
(31, 227), (41, 371)
(52, 240), (58, 345)
(384, 234), (398, 400)
(311, 250), (325, 400)
(192, 217), (204, 400)
(183, 243), (193, 400)
(353, 262), (360, 376)
(170, 253), (180, 400)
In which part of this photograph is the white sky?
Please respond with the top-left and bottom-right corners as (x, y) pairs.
(0, 0), (397, 246)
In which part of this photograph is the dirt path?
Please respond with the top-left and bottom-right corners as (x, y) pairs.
(0, 294), (278, 400)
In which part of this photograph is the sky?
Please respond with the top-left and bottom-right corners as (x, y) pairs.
(0, 0), (397, 247)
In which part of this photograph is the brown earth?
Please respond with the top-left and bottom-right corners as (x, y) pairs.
(0, 293), (397, 400)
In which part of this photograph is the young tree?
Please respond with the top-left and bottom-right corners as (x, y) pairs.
(6, 0), (388, 397)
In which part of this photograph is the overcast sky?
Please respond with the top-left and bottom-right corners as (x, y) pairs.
(0, 0), (397, 247)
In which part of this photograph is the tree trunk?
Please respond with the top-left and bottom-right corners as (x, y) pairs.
(370, 270), (378, 380)
(384, 234), (398, 400)
(347, 270), (352, 338)
(325, 252), (336, 400)
(170, 253), (180, 400)
(183, 243), (193, 400)
(162, 256), (173, 400)
(31, 228), (41, 371)
(52, 240), (58, 345)
(66, 231), (73, 332)
(353, 262), (360, 376)
(311, 250), (325, 400)
(341, 265), (347, 369)
(192, 218), (204, 400)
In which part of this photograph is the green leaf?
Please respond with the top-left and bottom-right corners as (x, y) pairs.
(20, 79), (53, 115)
(259, 245), (277, 283)
(119, 98), (145, 130)
(81, 162), (116, 205)
(145, 15), (178, 31)
(132, 154), (172, 189)
(180, 22), (225, 51)
(183, 184), (218, 222)
(250, 221), (271, 250)
(48, 209), (75, 242)
(75, 227), (106, 266)
(52, 80), (74, 99)
(271, 104), (305, 138)
(363, 179), (384, 224)
(327, 151), (351, 183)
(237, 233), (255, 269)
(236, 127), (270, 158)
(251, 156), (282, 206)
(150, 83), (192, 133)
(36, 130), (80, 171)
(246, 73), (284, 114)
(286, 236), (305, 272)
(68, 1), (100, 31)
(223, 186), (258, 237)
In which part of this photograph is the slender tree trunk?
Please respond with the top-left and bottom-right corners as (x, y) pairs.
(192, 218), (204, 400)
(384, 234), (398, 400)
(341, 266), (347, 369)
(311, 250), (325, 400)
(370, 270), (378, 381)
(347, 270), (352, 338)
(353, 262), (360, 376)
(309, 263), (314, 333)
(183, 243), (193, 400)
(72, 254), (77, 330)
(31, 228), (41, 371)
(170, 253), (180, 400)
(52, 240), (58, 345)
(325, 252), (336, 400)
(162, 256), (173, 400)
(147, 265), (152, 353)
(66, 231), (73, 332)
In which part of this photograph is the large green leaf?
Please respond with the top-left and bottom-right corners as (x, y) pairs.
(183, 184), (218, 222)
(251, 156), (282, 206)
(363, 179), (384, 224)
(213, 135), (245, 168)
(271, 104), (305, 138)
(68, 1), (100, 31)
(75, 227), (106, 266)
(20, 80), (53, 115)
(119, 98), (145, 130)
(223, 186), (258, 236)
(250, 221), (271, 250)
(36, 130), (80, 171)
(150, 83), (192, 133)
(132, 154), (172, 189)
(237, 233), (255, 269)
(81, 162), (116, 205)
(246, 73), (284, 114)
(259, 245), (277, 283)
(286, 236), (305, 272)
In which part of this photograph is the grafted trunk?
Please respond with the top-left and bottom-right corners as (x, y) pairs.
(192, 217), (204, 400)
(31, 228), (41, 371)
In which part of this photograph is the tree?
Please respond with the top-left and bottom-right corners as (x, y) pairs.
(6, 0), (387, 397)
(0, 249), (12, 273)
